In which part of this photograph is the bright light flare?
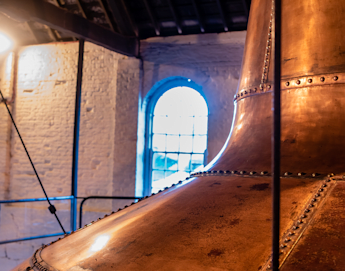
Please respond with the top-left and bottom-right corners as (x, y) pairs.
(0, 32), (13, 54)
(90, 234), (110, 252)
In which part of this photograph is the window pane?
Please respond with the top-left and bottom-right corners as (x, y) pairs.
(166, 153), (178, 170)
(152, 116), (168, 134)
(152, 153), (165, 170)
(165, 170), (177, 178)
(179, 116), (194, 135)
(191, 154), (204, 171)
(152, 134), (166, 151)
(152, 170), (165, 182)
(178, 153), (191, 171)
(194, 116), (208, 135)
(165, 116), (180, 135)
(179, 135), (193, 152)
(166, 135), (179, 152)
(193, 135), (207, 153)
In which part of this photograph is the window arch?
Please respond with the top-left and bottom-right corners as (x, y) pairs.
(146, 80), (208, 194)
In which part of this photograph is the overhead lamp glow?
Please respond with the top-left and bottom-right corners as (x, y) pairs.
(0, 32), (13, 54)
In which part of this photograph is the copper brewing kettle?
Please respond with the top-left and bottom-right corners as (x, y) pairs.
(15, 0), (345, 270)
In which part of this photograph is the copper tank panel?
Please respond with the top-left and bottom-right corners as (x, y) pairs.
(13, 0), (345, 270)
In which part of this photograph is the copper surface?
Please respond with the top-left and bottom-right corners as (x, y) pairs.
(13, 0), (345, 269)
(14, 177), (320, 271)
(281, 181), (345, 271)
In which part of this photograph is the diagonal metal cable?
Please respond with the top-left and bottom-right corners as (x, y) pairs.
(0, 90), (66, 234)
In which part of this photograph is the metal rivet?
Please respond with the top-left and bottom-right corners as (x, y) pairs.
(328, 173), (334, 177)
(240, 171), (245, 174)
(231, 170), (237, 174)
(267, 85), (271, 89)
(334, 76), (338, 81)
(254, 88), (257, 92)
(311, 198), (317, 202)
(318, 188), (324, 192)
(322, 184), (327, 187)
(292, 225), (299, 230)
(300, 214), (307, 219)
(308, 78), (312, 83)
(320, 77), (325, 82)
(241, 93), (243, 96)
(284, 238), (291, 243)
(297, 219), (303, 224)
(296, 79), (301, 85)
(280, 244), (286, 248)
(285, 81), (290, 86)
(250, 171), (256, 175)
(305, 209), (310, 213)
(312, 173), (316, 177)
(284, 172), (291, 176)
(309, 204), (314, 208)
(315, 193), (320, 197)
(288, 232), (294, 236)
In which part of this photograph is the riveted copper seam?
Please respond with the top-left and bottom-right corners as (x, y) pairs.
(262, 177), (337, 270)
(234, 73), (345, 102)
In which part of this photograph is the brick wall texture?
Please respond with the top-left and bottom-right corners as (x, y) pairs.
(0, 31), (246, 269)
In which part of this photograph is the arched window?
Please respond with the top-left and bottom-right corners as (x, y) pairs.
(148, 86), (208, 193)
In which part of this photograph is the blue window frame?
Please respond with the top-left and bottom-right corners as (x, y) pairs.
(146, 80), (208, 194)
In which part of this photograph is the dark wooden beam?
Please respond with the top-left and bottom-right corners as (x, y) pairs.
(190, 0), (205, 33)
(120, 0), (139, 37)
(97, 0), (116, 32)
(166, 0), (182, 34)
(75, 0), (88, 19)
(142, 0), (160, 35)
(0, 0), (138, 56)
(25, 21), (40, 43)
(215, 0), (228, 31)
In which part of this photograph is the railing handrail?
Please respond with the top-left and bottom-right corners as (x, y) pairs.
(78, 196), (142, 228)
(0, 196), (74, 204)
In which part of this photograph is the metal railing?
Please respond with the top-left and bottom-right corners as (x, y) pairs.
(0, 196), (73, 245)
(0, 195), (142, 245)
(78, 196), (142, 228)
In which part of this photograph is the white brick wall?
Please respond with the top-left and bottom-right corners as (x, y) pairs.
(0, 42), (140, 269)
(0, 31), (246, 269)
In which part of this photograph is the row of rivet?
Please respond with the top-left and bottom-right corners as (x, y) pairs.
(190, 170), (334, 178)
(260, 0), (274, 90)
(41, 180), (189, 249)
(264, 177), (336, 270)
(234, 73), (344, 102)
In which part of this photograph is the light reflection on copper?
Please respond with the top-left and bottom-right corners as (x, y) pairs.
(90, 234), (110, 252)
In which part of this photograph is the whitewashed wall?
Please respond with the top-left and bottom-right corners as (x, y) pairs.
(0, 31), (246, 269)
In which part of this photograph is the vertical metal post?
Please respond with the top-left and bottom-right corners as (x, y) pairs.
(71, 39), (85, 231)
(272, 0), (281, 270)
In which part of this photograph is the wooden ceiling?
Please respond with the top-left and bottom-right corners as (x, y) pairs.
(0, 0), (251, 56)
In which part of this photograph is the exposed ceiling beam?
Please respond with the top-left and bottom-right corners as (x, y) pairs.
(190, 0), (205, 33)
(142, 0), (160, 36)
(166, 0), (182, 34)
(25, 21), (40, 43)
(215, 0), (228, 31)
(0, 0), (138, 56)
(97, 0), (116, 32)
(75, 0), (88, 19)
(120, 0), (139, 37)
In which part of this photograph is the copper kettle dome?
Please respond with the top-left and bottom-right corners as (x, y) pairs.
(14, 0), (345, 270)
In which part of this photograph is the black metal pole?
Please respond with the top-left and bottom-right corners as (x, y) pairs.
(71, 39), (85, 232)
(272, 0), (281, 270)
(0, 90), (66, 234)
